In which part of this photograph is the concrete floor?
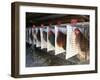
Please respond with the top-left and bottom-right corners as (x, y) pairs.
(26, 44), (89, 67)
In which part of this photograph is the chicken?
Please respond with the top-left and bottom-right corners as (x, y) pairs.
(43, 31), (47, 42)
(48, 30), (55, 47)
(72, 28), (89, 62)
(57, 31), (66, 50)
(37, 29), (41, 42)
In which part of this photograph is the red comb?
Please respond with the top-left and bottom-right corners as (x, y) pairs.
(74, 28), (80, 35)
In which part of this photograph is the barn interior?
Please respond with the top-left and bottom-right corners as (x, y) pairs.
(26, 12), (90, 67)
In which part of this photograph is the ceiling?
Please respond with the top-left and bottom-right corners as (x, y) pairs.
(26, 12), (89, 27)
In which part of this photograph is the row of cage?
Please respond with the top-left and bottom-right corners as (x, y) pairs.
(26, 22), (89, 60)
